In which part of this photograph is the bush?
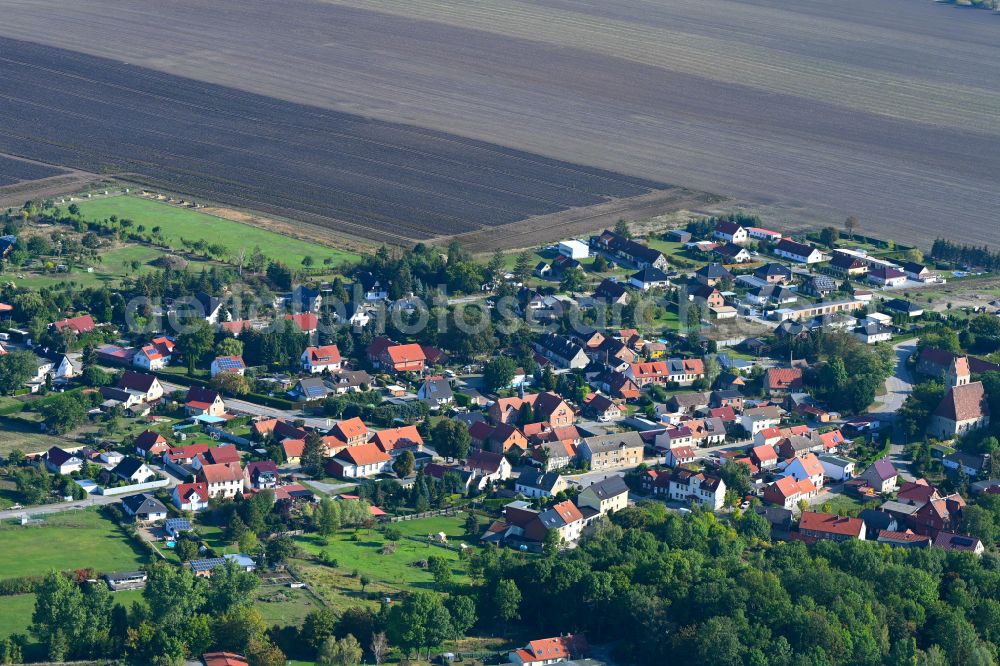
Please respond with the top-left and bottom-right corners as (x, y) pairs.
(0, 576), (39, 596)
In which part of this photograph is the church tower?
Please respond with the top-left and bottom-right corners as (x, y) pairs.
(947, 356), (971, 388)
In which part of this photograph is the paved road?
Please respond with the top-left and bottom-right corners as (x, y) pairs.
(871, 340), (917, 422)
(160, 379), (330, 430)
(0, 494), (120, 521)
(872, 339), (918, 481)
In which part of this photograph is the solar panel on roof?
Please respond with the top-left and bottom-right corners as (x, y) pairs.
(216, 357), (243, 370)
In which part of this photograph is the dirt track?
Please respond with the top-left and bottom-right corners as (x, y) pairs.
(0, 0), (998, 246)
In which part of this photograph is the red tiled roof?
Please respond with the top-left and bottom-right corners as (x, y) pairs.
(371, 425), (423, 451)
(175, 482), (209, 503)
(282, 439), (305, 458)
(305, 344), (341, 364)
(284, 312), (319, 331)
(332, 417), (369, 441)
(52, 314), (96, 334)
(751, 444), (778, 462)
(934, 381), (989, 422)
(221, 320), (254, 335)
(199, 462), (244, 483)
(335, 442), (391, 466)
(767, 367), (803, 391)
(799, 511), (864, 537)
(203, 652), (249, 666)
(385, 343), (426, 365)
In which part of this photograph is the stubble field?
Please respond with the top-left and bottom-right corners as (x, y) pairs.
(0, 37), (669, 245)
(0, 0), (998, 246)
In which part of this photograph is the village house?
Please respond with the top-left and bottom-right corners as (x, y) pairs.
(45, 446), (83, 475)
(593, 278), (630, 305)
(775, 239), (825, 264)
(909, 494), (966, 537)
(594, 229), (669, 270)
(418, 377), (455, 408)
(532, 439), (578, 472)
(766, 367), (803, 395)
(118, 371), (164, 403)
(173, 482), (210, 512)
(371, 425), (424, 456)
(829, 252), (869, 277)
(578, 475), (629, 516)
(754, 262), (793, 285)
(133, 336), (175, 371)
(134, 429), (169, 457)
(668, 469), (726, 510)
(464, 449), (513, 489)
(485, 423), (529, 455)
(193, 292), (227, 324)
(121, 493), (168, 523)
(244, 461), (279, 490)
(327, 443), (393, 478)
(859, 458), (899, 494)
(52, 314), (97, 336)
(210, 355), (246, 378)
(799, 511), (866, 541)
(690, 284), (725, 309)
(629, 266), (671, 290)
(197, 462), (245, 499)
(579, 432), (644, 471)
(300, 344), (342, 373)
(854, 319), (893, 345)
(292, 377), (331, 402)
(868, 266), (907, 287)
(329, 416), (369, 447)
(663, 443), (696, 468)
(713, 220), (749, 244)
(933, 532), (985, 555)
(524, 500), (587, 544)
(532, 333), (589, 370)
(185, 386), (226, 417)
(818, 455), (855, 481)
(741, 406), (783, 436)
(584, 393), (620, 422)
(781, 452), (825, 491)
(715, 242), (752, 264)
(284, 312), (319, 335)
(112, 457), (156, 484)
(288, 284), (322, 312)
(515, 471), (568, 498)
(694, 263), (733, 286)
(764, 476), (816, 509)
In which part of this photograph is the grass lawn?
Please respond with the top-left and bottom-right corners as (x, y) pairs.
(0, 415), (82, 457)
(390, 514), (474, 542)
(292, 518), (471, 609)
(816, 492), (867, 517)
(75, 196), (358, 267)
(0, 508), (150, 579)
(254, 586), (323, 628)
(0, 588), (144, 641)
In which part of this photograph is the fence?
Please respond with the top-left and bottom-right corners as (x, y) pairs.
(98, 478), (170, 496)
(388, 507), (461, 522)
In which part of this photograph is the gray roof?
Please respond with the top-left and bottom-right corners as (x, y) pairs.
(121, 493), (166, 516)
(421, 378), (454, 400)
(880, 500), (918, 516)
(583, 431), (644, 454)
(113, 457), (149, 479)
(516, 471), (564, 493)
(584, 475), (629, 499)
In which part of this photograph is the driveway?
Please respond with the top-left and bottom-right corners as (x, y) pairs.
(0, 494), (120, 521)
